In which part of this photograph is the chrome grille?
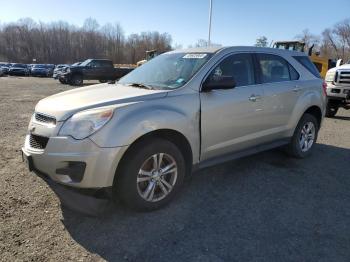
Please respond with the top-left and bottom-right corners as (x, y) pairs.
(338, 71), (350, 85)
(35, 113), (56, 125)
(29, 134), (49, 150)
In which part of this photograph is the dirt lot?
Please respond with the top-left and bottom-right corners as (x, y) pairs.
(0, 76), (350, 262)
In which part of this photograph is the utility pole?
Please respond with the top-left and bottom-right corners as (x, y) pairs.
(208, 0), (213, 47)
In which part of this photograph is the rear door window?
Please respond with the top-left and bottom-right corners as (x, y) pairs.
(99, 60), (112, 68)
(289, 64), (300, 80)
(257, 54), (298, 83)
(89, 61), (98, 67)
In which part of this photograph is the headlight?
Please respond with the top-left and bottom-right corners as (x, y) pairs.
(59, 106), (115, 140)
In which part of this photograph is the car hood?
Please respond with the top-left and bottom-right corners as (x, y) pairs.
(69, 65), (83, 70)
(35, 83), (168, 121)
(328, 64), (350, 73)
(337, 64), (350, 70)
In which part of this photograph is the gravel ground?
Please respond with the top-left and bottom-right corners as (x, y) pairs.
(0, 76), (350, 262)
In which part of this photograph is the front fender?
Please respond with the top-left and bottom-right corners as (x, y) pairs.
(90, 94), (200, 163)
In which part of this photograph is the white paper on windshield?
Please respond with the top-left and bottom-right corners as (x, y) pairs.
(183, 54), (207, 59)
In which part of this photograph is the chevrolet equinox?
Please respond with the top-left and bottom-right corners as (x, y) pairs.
(22, 47), (326, 211)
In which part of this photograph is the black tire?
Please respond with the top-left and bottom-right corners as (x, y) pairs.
(325, 104), (338, 118)
(70, 74), (83, 86)
(59, 78), (66, 84)
(114, 138), (186, 211)
(99, 80), (108, 83)
(286, 113), (319, 158)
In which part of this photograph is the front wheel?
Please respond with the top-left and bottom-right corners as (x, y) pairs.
(286, 113), (319, 158)
(70, 75), (83, 86)
(114, 138), (186, 211)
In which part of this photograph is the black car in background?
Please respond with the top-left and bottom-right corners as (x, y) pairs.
(31, 64), (55, 77)
(8, 64), (30, 76)
(57, 62), (81, 83)
(58, 59), (134, 86)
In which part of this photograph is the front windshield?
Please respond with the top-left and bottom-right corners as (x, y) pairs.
(79, 60), (92, 66)
(119, 52), (212, 89)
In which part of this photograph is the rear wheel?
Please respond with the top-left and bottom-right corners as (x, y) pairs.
(99, 80), (108, 83)
(325, 104), (338, 118)
(59, 78), (66, 84)
(114, 138), (186, 211)
(286, 113), (319, 158)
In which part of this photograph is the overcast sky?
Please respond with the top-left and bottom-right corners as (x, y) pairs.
(1, 0), (349, 47)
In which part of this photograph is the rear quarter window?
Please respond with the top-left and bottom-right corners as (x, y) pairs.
(293, 56), (321, 78)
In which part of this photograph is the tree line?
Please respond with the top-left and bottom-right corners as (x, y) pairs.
(0, 18), (172, 64)
(2, 17), (349, 65)
(255, 18), (350, 62)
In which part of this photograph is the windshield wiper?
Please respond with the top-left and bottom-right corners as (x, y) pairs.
(127, 82), (155, 90)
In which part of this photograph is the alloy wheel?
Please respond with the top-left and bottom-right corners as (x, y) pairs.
(299, 121), (315, 152)
(136, 153), (178, 202)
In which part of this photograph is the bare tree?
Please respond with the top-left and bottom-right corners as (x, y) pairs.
(255, 36), (268, 47)
(295, 29), (320, 50)
(0, 18), (173, 64)
(294, 21), (350, 62)
(190, 39), (221, 48)
(320, 19), (350, 61)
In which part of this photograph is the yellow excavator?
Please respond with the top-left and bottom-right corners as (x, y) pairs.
(273, 41), (335, 78)
(113, 50), (158, 71)
(136, 50), (158, 67)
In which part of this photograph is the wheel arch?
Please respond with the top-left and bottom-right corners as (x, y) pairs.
(303, 105), (322, 128)
(113, 129), (194, 186)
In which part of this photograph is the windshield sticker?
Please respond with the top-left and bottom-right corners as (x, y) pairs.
(183, 54), (207, 59)
(176, 78), (185, 84)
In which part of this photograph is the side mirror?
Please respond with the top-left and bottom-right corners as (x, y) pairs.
(202, 75), (236, 92)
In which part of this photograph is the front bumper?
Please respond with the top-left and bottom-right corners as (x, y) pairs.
(326, 84), (350, 100)
(58, 73), (71, 82)
(53, 72), (60, 79)
(22, 135), (128, 189)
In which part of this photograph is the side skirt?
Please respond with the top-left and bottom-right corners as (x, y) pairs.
(194, 138), (290, 170)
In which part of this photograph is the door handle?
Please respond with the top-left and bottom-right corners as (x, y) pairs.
(249, 94), (261, 102)
(293, 86), (301, 92)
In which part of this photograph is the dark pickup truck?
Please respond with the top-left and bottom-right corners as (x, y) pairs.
(59, 59), (134, 86)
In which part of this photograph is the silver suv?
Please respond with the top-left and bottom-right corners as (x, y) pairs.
(22, 47), (326, 211)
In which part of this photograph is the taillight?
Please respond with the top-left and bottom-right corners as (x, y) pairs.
(322, 81), (327, 96)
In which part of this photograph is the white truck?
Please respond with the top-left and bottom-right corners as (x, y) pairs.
(325, 63), (350, 117)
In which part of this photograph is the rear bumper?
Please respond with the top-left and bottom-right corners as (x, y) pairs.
(22, 135), (128, 189)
